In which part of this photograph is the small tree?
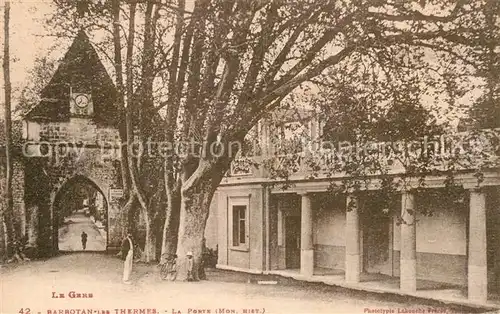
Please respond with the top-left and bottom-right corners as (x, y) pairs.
(2, 0), (16, 261)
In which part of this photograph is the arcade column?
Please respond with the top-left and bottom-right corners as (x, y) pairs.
(400, 191), (417, 292)
(468, 188), (487, 302)
(345, 194), (361, 284)
(299, 192), (314, 277)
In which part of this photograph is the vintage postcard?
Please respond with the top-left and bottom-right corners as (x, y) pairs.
(1, 0), (500, 313)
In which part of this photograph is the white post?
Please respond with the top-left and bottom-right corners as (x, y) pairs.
(468, 189), (487, 302)
(400, 191), (417, 292)
(345, 195), (361, 283)
(300, 193), (314, 277)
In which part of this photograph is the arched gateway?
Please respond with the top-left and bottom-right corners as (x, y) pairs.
(53, 175), (109, 252)
(17, 30), (125, 256)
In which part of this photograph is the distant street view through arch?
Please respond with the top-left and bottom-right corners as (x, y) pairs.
(54, 176), (108, 252)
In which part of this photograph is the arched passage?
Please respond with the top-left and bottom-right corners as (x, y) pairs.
(53, 175), (109, 252)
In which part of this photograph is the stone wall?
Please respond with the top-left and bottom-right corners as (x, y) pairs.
(0, 153), (27, 260)
(12, 159), (25, 236)
(216, 185), (266, 271)
(313, 198), (346, 270)
(25, 119), (120, 144)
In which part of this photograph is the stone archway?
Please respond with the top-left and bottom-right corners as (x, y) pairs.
(22, 145), (125, 256)
(52, 175), (109, 252)
(26, 157), (124, 257)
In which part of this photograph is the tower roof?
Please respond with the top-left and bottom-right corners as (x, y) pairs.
(24, 30), (121, 125)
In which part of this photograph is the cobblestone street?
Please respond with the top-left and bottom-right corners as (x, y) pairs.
(0, 254), (492, 314)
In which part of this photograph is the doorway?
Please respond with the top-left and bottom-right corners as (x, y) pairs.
(361, 192), (395, 276)
(285, 215), (301, 269)
(363, 209), (391, 274)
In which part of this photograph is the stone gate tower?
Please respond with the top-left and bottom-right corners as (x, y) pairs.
(21, 30), (125, 255)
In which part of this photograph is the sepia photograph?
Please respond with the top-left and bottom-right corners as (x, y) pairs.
(0, 0), (499, 313)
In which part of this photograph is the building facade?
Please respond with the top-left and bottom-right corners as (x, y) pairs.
(207, 115), (500, 303)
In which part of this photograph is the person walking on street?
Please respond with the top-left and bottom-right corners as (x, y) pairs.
(81, 231), (88, 250)
(121, 232), (134, 284)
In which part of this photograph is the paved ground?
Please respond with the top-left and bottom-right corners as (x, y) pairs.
(58, 212), (106, 251)
(0, 253), (493, 314)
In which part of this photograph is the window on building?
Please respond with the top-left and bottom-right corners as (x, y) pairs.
(232, 205), (247, 246)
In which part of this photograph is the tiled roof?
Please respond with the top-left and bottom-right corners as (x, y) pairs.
(24, 30), (121, 126)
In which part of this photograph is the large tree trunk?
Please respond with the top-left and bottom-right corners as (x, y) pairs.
(1, 214), (8, 260)
(142, 208), (156, 262)
(175, 182), (217, 281)
(122, 194), (139, 236)
(2, 0), (15, 260)
(26, 205), (38, 247)
(1, 203), (15, 260)
(161, 188), (181, 258)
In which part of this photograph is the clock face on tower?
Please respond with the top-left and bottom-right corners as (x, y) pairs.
(70, 92), (93, 116)
(75, 94), (90, 108)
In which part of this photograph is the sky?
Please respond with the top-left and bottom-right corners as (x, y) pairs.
(0, 0), (65, 105)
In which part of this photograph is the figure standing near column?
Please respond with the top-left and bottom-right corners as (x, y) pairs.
(81, 231), (88, 250)
(121, 232), (134, 284)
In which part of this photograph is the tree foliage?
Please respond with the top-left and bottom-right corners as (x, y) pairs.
(16, 56), (58, 117)
(468, 0), (500, 128)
